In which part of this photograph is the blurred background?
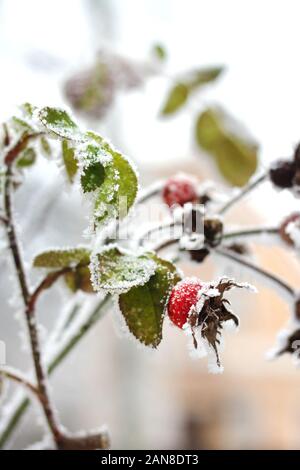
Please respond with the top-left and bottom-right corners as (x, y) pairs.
(1, 0), (300, 450)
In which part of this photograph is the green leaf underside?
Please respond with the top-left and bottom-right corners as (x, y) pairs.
(195, 107), (258, 187)
(33, 248), (90, 269)
(119, 254), (181, 348)
(38, 107), (84, 141)
(91, 246), (157, 294)
(62, 140), (78, 183)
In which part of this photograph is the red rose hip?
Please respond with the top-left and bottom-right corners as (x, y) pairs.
(167, 278), (202, 329)
(162, 175), (198, 208)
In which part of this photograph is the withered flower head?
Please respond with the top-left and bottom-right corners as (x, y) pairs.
(167, 276), (256, 373)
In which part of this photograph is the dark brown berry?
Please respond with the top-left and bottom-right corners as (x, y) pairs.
(269, 159), (296, 188)
(204, 217), (223, 247)
(189, 247), (210, 263)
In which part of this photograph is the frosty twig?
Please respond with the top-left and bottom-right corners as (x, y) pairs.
(3, 159), (63, 447)
(218, 172), (268, 215)
(215, 247), (295, 299)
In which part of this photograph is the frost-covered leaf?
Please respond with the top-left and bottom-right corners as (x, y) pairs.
(20, 102), (38, 118)
(81, 161), (105, 192)
(16, 147), (36, 168)
(161, 83), (189, 115)
(119, 254), (181, 347)
(38, 106), (85, 142)
(84, 133), (138, 227)
(33, 247), (90, 269)
(94, 149), (138, 224)
(195, 107), (258, 187)
(78, 143), (111, 193)
(64, 266), (94, 294)
(90, 245), (157, 294)
(62, 140), (78, 183)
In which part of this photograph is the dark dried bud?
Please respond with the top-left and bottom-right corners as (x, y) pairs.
(204, 217), (223, 247)
(198, 193), (211, 205)
(225, 243), (249, 256)
(189, 247), (210, 263)
(269, 159), (296, 188)
(277, 328), (300, 357)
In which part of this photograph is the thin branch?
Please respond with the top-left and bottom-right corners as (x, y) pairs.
(3, 162), (62, 446)
(0, 368), (40, 399)
(136, 220), (180, 248)
(0, 295), (111, 448)
(4, 133), (44, 166)
(218, 172), (268, 215)
(136, 180), (165, 205)
(215, 247), (295, 299)
(28, 268), (72, 312)
(223, 227), (279, 240)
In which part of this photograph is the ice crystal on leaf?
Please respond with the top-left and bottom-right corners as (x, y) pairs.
(118, 254), (181, 348)
(38, 106), (86, 142)
(90, 245), (157, 294)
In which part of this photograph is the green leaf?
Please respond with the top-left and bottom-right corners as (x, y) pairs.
(188, 66), (224, 90)
(152, 43), (167, 61)
(90, 245), (157, 294)
(160, 83), (189, 115)
(38, 106), (85, 141)
(16, 147), (36, 168)
(33, 247), (90, 269)
(20, 102), (37, 118)
(119, 254), (181, 348)
(195, 107), (258, 187)
(64, 266), (94, 294)
(85, 133), (138, 226)
(81, 161), (105, 193)
(62, 140), (78, 183)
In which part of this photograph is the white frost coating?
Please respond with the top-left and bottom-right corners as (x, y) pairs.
(179, 233), (205, 250)
(89, 244), (157, 295)
(266, 317), (300, 361)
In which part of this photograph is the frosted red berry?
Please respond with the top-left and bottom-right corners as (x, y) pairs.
(162, 176), (198, 208)
(167, 278), (202, 329)
(279, 212), (300, 246)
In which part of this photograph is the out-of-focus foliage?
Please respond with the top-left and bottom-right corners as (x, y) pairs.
(195, 107), (258, 187)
